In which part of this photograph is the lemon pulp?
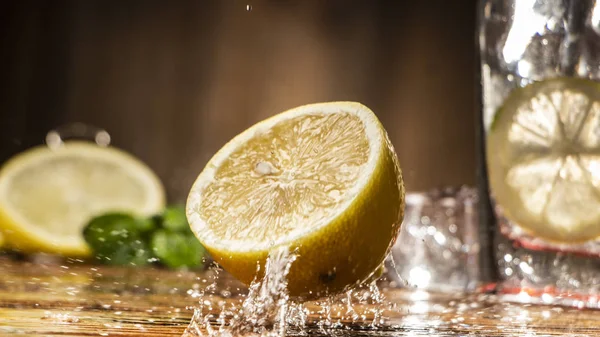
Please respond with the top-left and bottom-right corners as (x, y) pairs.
(0, 141), (165, 256)
(488, 78), (600, 243)
(187, 102), (404, 298)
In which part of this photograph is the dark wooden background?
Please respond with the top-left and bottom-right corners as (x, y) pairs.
(0, 0), (478, 201)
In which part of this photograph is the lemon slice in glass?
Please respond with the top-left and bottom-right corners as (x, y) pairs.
(186, 102), (405, 298)
(488, 77), (600, 243)
(0, 141), (165, 256)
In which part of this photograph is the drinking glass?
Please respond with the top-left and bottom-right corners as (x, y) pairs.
(478, 0), (600, 308)
(386, 187), (481, 294)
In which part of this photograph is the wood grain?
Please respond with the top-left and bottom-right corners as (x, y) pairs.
(0, 257), (598, 336)
(0, 1), (478, 199)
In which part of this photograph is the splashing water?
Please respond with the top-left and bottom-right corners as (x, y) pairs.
(181, 187), (489, 337)
(183, 247), (303, 337)
(182, 246), (397, 337)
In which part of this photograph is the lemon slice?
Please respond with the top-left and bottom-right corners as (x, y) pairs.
(0, 141), (165, 256)
(187, 102), (405, 298)
(488, 78), (600, 243)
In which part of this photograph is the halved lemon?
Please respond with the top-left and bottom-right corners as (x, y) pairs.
(488, 77), (600, 243)
(0, 141), (165, 256)
(187, 102), (405, 298)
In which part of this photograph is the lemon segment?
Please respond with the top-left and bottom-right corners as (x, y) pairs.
(0, 141), (166, 256)
(187, 102), (405, 298)
(488, 78), (600, 243)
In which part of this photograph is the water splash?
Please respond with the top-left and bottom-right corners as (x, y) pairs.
(41, 311), (80, 323)
(183, 247), (299, 337)
(182, 243), (415, 337)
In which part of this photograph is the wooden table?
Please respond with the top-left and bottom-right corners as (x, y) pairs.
(0, 257), (598, 336)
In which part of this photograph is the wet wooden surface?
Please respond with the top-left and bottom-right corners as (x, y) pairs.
(0, 256), (599, 337)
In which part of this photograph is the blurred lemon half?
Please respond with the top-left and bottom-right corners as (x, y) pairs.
(488, 77), (600, 243)
(187, 102), (405, 298)
(0, 141), (165, 256)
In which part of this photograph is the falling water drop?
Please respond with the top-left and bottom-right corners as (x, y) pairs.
(46, 131), (63, 149)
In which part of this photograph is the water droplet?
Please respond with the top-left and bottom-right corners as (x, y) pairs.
(255, 161), (278, 175)
(519, 261), (534, 274)
(426, 225), (436, 235)
(541, 293), (554, 303)
(246, 4), (252, 11)
(46, 131), (63, 149)
(95, 130), (111, 146)
(433, 231), (446, 245)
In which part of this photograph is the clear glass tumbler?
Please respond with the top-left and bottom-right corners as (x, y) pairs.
(386, 187), (481, 294)
(478, 0), (600, 308)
